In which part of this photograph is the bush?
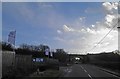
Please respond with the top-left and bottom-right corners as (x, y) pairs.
(2, 42), (13, 51)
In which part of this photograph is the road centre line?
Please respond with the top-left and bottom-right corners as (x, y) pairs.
(84, 70), (87, 72)
(80, 65), (84, 70)
(80, 65), (93, 79)
(88, 74), (92, 79)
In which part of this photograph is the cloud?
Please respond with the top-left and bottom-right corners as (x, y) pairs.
(9, 3), (67, 29)
(63, 25), (75, 32)
(54, 37), (65, 42)
(105, 14), (116, 23)
(102, 2), (119, 28)
(56, 17), (118, 54)
(79, 17), (85, 21)
(16, 2), (118, 54)
(85, 7), (102, 14)
(62, 25), (97, 35)
(91, 25), (95, 28)
(38, 3), (53, 9)
(38, 2), (119, 54)
(57, 30), (62, 34)
(86, 28), (96, 34)
(105, 14), (117, 26)
(23, 2), (119, 54)
(102, 2), (118, 11)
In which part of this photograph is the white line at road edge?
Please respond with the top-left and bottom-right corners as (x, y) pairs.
(80, 65), (93, 79)
(99, 67), (120, 78)
(102, 70), (120, 79)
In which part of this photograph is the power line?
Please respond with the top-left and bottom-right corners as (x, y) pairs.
(87, 21), (119, 53)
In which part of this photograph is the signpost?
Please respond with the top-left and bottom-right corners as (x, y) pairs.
(45, 48), (50, 58)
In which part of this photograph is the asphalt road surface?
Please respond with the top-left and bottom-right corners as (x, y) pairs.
(62, 64), (120, 79)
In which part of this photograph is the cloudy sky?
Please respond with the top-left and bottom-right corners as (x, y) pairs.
(2, 2), (119, 54)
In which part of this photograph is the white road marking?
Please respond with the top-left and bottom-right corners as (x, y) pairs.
(88, 74), (92, 79)
(103, 70), (120, 79)
(80, 65), (93, 79)
(84, 70), (87, 72)
(80, 65), (84, 70)
(111, 74), (120, 79)
(68, 70), (72, 73)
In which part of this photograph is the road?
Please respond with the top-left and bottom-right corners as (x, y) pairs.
(61, 64), (120, 79)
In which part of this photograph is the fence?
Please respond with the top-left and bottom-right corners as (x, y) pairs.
(15, 54), (33, 75)
(2, 51), (15, 77)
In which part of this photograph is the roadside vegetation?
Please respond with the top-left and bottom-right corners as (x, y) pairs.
(1, 41), (120, 77)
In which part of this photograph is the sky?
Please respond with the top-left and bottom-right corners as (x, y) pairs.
(2, 2), (119, 54)
(2, 0), (119, 2)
